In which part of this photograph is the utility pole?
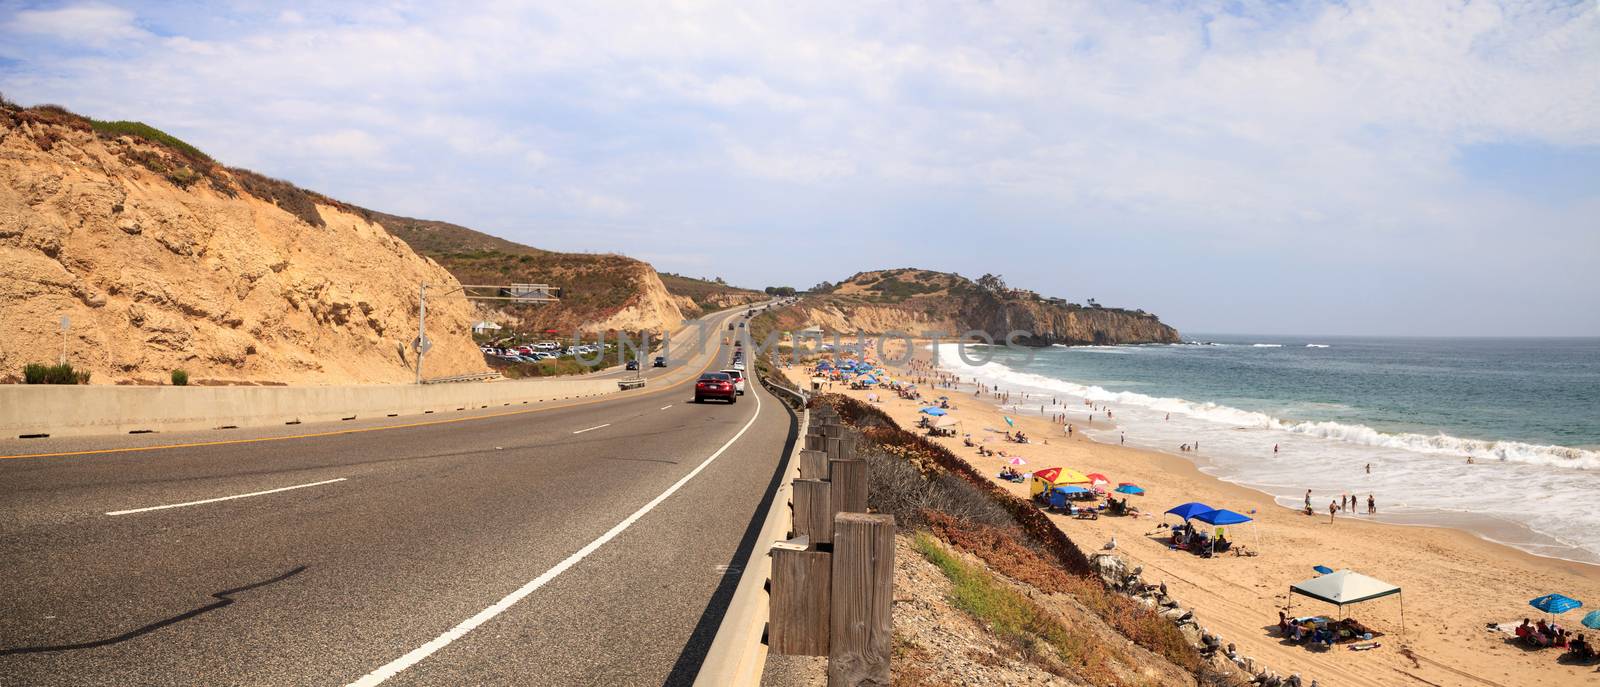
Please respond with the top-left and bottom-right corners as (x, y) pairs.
(415, 282), (427, 385)
(59, 315), (69, 365)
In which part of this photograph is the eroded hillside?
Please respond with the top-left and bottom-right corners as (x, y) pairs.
(0, 104), (483, 384)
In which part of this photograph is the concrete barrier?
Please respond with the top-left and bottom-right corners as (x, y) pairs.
(0, 378), (620, 439)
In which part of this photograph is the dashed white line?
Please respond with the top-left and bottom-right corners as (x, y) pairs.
(345, 379), (765, 687)
(659, 405), (673, 410)
(571, 423), (611, 434)
(105, 478), (348, 516)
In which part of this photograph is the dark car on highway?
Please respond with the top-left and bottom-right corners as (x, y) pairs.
(653, 356), (667, 367)
(695, 372), (738, 403)
(625, 359), (640, 370)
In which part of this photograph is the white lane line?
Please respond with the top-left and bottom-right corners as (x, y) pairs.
(346, 381), (765, 687)
(571, 423), (611, 434)
(105, 478), (347, 516)
(659, 405), (673, 410)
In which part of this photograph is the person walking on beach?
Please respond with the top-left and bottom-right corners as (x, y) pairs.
(1329, 500), (1338, 524)
(1274, 444), (1280, 454)
(1304, 489), (1312, 510)
(1120, 432), (1125, 445)
(1365, 463), (1371, 474)
(1367, 494), (1376, 514)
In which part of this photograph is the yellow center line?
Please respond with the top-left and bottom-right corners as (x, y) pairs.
(0, 321), (736, 462)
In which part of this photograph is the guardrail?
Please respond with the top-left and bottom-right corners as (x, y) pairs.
(421, 371), (503, 384)
(694, 365), (808, 686)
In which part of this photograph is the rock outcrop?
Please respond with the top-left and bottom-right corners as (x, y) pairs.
(0, 105), (484, 384)
(795, 268), (1180, 345)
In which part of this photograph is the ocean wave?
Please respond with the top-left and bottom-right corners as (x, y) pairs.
(935, 344), (1600, 471)
(1252, 343), (1283, 348)
(1306, 344), (1330, 348)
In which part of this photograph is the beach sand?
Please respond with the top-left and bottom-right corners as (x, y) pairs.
(782, 344), (1600, 687)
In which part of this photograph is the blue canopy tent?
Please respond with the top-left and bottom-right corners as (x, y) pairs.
(1582, 609), (1600, 630)
(1192, 508), (1258, 556)
(1048, 485), (1092, 509)
(920, 407), (947, 416)
(1165, 502), (1214, 521)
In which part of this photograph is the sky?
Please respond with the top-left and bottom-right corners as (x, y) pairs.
(2, 1), (1597, 337)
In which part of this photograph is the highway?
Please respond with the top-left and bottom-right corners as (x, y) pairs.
(0, 307), (793, 686)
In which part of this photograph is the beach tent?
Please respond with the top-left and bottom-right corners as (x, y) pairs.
(1048, 485), (1093, 509)
(1165, 502), (1214, 522)
(920, 407), (947, 416)
(1582, 610), (1600, 630)
(1289, 569), (1405, 636)
(1028, 467), (1092, 496)
(1193, 508), (1258, 556)
(935, 416), (959, 428)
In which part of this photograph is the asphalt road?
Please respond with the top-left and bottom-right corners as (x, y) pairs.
(0, 308), (792, 686)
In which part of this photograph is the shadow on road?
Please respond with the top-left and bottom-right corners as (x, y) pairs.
(0, 565), (307, 656)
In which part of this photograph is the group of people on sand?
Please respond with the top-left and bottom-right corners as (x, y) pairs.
(1278, 611), (1374, 649)
(1515, 618), (1596, 660)
(1004, 430), (1029, 444)
(1302, 489), (1376, 521)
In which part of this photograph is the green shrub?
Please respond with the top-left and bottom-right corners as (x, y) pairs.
(23, 362), (91, 384)
(90, 120), (212, 163)
(171, 369), (189, 386)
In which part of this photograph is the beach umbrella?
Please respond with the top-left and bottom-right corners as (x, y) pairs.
(1114, 484), (1144, 495)
(1164, 502), (1214, 521)
(1529, 593), (1583, 615)
(1008, 457), (1027, 465)
(1004, 416), (1015, 427)
(1086, 473), (1110, 486)
(920, 407), (947, 416)
(1582, 610), (1600, 630)
(1313, 565), (1335, 575)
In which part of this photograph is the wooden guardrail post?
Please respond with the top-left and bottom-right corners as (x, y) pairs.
(829, 458), (868, 515)
(792, 479), (833, 544)
(798, 449), (831, 480)
(770, 547), (832, 656)
(829, 513), (895, 686)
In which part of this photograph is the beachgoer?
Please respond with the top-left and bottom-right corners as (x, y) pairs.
(1274, 444), (1280, 454)
(1304, 490), (1311, 509)
(1365, 463), (1371, 474)
(1329, 500), (1337, 523)
(1120, 432), (1125, 445)
(1194, 441), (1199, 451)
(1367, 494), (1375, 514)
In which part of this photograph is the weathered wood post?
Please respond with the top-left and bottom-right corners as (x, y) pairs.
(797, 449), (831, 480)
(829, 513), (895, 686)
(791, 478), (833, 544)
(829, 458), (868, 515)
(770, 547), (832, 656)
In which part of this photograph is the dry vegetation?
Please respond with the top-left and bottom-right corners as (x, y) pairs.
(814, 393), (1227, 685)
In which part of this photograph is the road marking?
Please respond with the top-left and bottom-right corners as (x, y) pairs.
(571, 423), (611, 434)
(345, 377), (765, 687)
(0, 312), (746, 462)
(105, 478), (348, 516)
(659, 405), (673, 410)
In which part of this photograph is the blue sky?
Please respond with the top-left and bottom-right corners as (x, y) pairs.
(3, 1), (1597, 336)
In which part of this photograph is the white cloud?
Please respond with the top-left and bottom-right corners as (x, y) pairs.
(7, 2), (147, 44)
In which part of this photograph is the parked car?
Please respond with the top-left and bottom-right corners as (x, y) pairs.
(720, 368), (747, 395)
(653, 356), (667, 368)
(695, 372), (737, 403)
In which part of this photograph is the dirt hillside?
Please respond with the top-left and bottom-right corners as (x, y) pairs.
(0, 104), (484, 384)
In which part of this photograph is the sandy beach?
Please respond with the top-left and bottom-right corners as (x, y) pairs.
(783, 343), (1600, 687)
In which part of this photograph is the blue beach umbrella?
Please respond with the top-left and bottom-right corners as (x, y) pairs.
(1114, 484), (1145, 495)
(1313, 565), (1335, 575)
(920, 407), (947, 416)
(1583, 610), (1600, 630)
(1004, 416), (1015, 427)
(1164, 502), (1214, 521)
(1529, 593), (1583, 615)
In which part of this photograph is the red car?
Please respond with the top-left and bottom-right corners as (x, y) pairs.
(695, 372), (738, 403)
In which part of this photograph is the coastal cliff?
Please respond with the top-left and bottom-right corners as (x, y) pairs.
(0, 103), (486, 384)
(795, 268), (1179, 346)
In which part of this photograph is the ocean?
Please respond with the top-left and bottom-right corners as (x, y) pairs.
(933, 336), (1600, 565)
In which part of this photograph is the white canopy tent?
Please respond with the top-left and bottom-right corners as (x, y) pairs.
(1288, 569), (1404, 637)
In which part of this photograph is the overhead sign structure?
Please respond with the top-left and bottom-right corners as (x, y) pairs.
(504, 284), (561, 303)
